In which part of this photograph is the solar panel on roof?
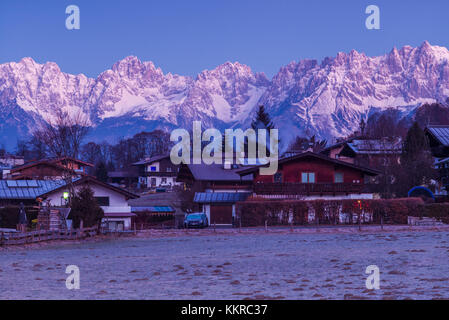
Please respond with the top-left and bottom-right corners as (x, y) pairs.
(17, 181), (28, 187)
(6, 181), (18, 187)
(27, 180), (39, 187)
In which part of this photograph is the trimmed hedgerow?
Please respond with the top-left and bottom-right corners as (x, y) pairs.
(235, 198), (429, 227)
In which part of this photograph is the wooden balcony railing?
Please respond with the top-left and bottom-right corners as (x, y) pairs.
(253, 182), (364, 195)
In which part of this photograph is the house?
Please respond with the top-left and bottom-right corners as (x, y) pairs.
(177, 162), (253, 226)
(132, 155), (180, 189)
(0, 177), (139, 231)
(7, 157), (93, 180)
(40, 176), (139, 231)
(237, 151), (380, 200)
(322, 137), (402, 168)
(425, 125), (449, 158)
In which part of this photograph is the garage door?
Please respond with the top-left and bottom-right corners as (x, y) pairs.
(210, 205), (233, 225)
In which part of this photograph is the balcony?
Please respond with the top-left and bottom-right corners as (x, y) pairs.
(253, 182), (364, 195)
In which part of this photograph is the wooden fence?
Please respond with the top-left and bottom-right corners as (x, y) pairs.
(0, 226), (99, 246)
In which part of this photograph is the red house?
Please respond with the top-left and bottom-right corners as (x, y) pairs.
(237, 152), (380, 200)
(8, 157), (93, 180)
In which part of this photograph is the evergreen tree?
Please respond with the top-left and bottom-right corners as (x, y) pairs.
(397, 122), (435, 195)
(251, 105), (274, 130)
(95, 161), (109, 183)
(70, 186), (104, 228)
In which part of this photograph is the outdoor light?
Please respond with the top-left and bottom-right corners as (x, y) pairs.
(63, 192), (69, 200)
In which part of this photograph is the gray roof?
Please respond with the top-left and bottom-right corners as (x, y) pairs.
(132, 155), (170, 166)
(346, 138), (402, 154)
(0, 180), (68, 200)
(194, 192), (251, 203)
(187, 164), (253, 182)
(427, 126), (449, 147)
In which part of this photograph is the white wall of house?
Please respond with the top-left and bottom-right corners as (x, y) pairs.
(146, 176), (178, 187)
(45, 183), (131, 211)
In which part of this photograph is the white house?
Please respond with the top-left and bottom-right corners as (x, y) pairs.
(132, 155), (180, 189)
(40, 177), (139, 231)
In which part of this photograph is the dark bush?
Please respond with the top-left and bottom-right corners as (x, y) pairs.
(0, 207), (19, 228)
(70, 187), (104, 228)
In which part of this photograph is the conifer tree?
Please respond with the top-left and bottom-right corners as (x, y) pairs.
(251, 105), (274, 130)
(397, 122), (435, 195)
(70, 186), (104, 228)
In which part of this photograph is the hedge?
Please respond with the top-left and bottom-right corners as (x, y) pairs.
(235, 198), (432, 227)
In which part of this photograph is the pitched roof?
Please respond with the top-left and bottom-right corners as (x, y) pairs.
(0, 180), (69, 200)
(11, 157), (93, 173)
(39, 176), (139, 200)
(345, 138), (402, 154)
(132, 155), (170, 166)
(237, 151), (381, 176)
(426, 126), (449, 147)
(194, 192), (251, 203)
(181, 163), (254, 182)
(0, 177), (139, 201)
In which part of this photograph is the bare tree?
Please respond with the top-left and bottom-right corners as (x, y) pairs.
(32, 111), (90, 204)
(33, 111), (90, 159)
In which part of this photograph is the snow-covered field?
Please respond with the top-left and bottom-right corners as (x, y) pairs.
(1, 229), (449, 300)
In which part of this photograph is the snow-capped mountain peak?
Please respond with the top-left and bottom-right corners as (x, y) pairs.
(1, 42), (448, 150)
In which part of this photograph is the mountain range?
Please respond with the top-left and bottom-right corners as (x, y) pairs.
(1, 41), (449, 150)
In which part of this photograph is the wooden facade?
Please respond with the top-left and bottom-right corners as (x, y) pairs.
(9, 157), (93, 180)
(238, 152), (379, 198)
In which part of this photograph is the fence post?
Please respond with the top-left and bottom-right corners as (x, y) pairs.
(265, 220), (268, 232)
(213, 222), (216, 233)
(80, 220), (84, 238)
(381, 214), (384, 231)
(0, 232), (3, 246)
(358, 213), (362, 231)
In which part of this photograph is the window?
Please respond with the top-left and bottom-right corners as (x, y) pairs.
(334, 172), (344, 183)
(95, 197), (110, 206)
(161, 178), (167, 184)
(301, 172), (315, 184)
(166, 167), (172, 172)
(150, 166), (157, 172)
(274, 172), (283, 183)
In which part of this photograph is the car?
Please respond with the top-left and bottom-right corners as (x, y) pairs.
(184, 213), (208, 229)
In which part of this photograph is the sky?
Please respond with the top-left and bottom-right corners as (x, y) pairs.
(0, 0), (448, 79)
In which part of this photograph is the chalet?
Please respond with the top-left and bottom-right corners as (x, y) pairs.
(133, 155), (179, 189)
(41, 176), (139, 231)
(425, 126), (449, 158)
(237, 152), (380, 200)
(322, 137), (402, 168)
(0, 177), (139, 231)
(7, 157), (93, 180)
(177, 162), (253, 227)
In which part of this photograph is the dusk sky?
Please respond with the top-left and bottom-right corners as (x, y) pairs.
(1, 0), (448, 78)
